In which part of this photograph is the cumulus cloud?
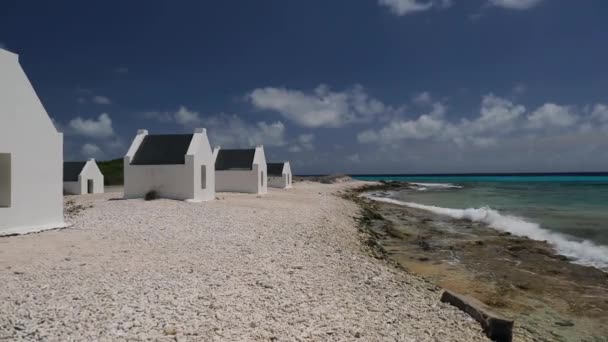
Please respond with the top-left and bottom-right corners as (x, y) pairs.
(248, 84), (389, 128)
(591, 104), (608, 122)
(92, 95), (112, 105)
(488, 0), (544, 10)
(143, 106), (287, 148)
(289, 134), (315, 153)
(378, 0), (434, 15)
(206, 114), (287, 148)
(143, 106), (201, 126)
(413, 91), (432, 105)
(174, 106), (203, 126)
(378, 0), (453, 15)
(527, 103), (578, 129)
(357, 95), (594, 148)
(69, 113), (114, 138)
(81, 143), (102, 157)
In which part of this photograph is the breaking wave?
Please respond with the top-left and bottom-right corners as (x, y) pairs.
(409, 182), (464, 191)
(364, 194), (608, 270)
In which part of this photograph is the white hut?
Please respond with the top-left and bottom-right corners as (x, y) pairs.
(267, 162), (293, 189)
(63, 159), (105, 195)
(214, 146), (267, 194)
(123, 128), (215, 202)
(0, 48), (67, 235)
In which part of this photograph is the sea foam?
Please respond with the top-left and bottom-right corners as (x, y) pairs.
(364, 194), (608, 270)
(409, 182), (463, 189)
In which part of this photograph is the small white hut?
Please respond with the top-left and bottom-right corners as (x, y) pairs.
(63, 159), (105, 195)
(123, 128), (215, 202)
(267, 162), (293, 189)
(214, 146), (267, 194)
(0, 48), (67, 235)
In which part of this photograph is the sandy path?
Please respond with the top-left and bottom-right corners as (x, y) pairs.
(0, 182), (487, 341)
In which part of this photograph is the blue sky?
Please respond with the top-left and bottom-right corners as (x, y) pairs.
(1, 0), (608, 174)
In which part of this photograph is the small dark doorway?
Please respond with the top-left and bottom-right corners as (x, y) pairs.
(87, 179), (94, 194)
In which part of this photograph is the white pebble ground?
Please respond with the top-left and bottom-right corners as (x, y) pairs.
(0, 182), (487, 341)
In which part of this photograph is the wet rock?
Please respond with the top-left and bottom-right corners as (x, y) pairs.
(554, 320), (574, 327)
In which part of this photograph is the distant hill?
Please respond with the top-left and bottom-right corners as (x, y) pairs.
(98, 158), (123, 185)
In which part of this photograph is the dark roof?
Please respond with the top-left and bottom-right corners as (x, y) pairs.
(64, 161), (87, 182)
(131, 134), (193, 165)
(267, 163), (285, 176)
(215, 149), (255, 170)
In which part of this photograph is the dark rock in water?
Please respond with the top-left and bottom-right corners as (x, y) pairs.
(441, 290), (514, 342)
(417, 239), (432, 251)
(554, 320), (574, 327)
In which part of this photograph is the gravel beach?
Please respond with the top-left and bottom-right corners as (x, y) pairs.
(0, 181), (487, 341)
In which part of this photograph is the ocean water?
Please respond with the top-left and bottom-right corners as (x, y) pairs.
(354, 174), (608, 270)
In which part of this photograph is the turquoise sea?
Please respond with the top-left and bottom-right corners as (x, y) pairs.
(353, 174), (608, 270)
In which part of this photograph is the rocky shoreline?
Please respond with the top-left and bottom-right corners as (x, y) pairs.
(344, 182), (608, 342)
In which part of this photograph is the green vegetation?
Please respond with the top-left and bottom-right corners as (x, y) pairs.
(98, 158), (123, 185)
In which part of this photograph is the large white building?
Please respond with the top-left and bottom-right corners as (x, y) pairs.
(123, 128), (215, 202)
(267, 162), (293, 189)
(0, 48), (67, 235)
(63, 159), (105, 195)
(214, 146), (267, 194)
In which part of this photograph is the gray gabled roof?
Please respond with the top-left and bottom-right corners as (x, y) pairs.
(215, 149), (255, 170)
(267, 163), (285, 176)
(64, 161), (87, 182)
(131, 134), (193, 165)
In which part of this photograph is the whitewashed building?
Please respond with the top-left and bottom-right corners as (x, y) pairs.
(267, 162), (293, 189)
(0, 48), (67, 235)
(123, 128), (215, 202)
(63, 159), (105, 195)
(215, 146), (267, 194)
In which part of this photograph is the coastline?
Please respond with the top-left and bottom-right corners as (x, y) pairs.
(0, 181), (487, 341)
(345, 182), (608, 342)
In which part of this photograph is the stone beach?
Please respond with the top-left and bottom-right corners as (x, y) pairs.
(0, 181), (487, 341)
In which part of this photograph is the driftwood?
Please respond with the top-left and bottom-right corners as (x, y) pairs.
(441, 290), (514, 342)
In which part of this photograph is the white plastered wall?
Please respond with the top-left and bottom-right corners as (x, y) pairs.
(63, 159), (105, 195)
(215, 145), (268, 194)
(268, 162), (293, 189)
(123, 128), (215, 202)
(0, 49), (67, 235)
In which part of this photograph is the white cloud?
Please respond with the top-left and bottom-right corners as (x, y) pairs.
(174, 106), (202, 126)
(81, 143), (102, 157)
(248, 84), (389, 128)
(413, 91), (432, 105)
(527, 103), (578, 129)
(143, 106), (202, 126)
(591, 104), (608, 122)
(69, 113), (114, 138)
(378, 0), (453, 15)
(378, 0), (434, 15)
(488, 0), (544, 10)
(359, 94), (524, 147)
(467, 94), (525, 134)
(289, 133), (315, 153)
(92, 95), (112, 105)
(0, 42), (5, 49)
(206, 114), (287, 148)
